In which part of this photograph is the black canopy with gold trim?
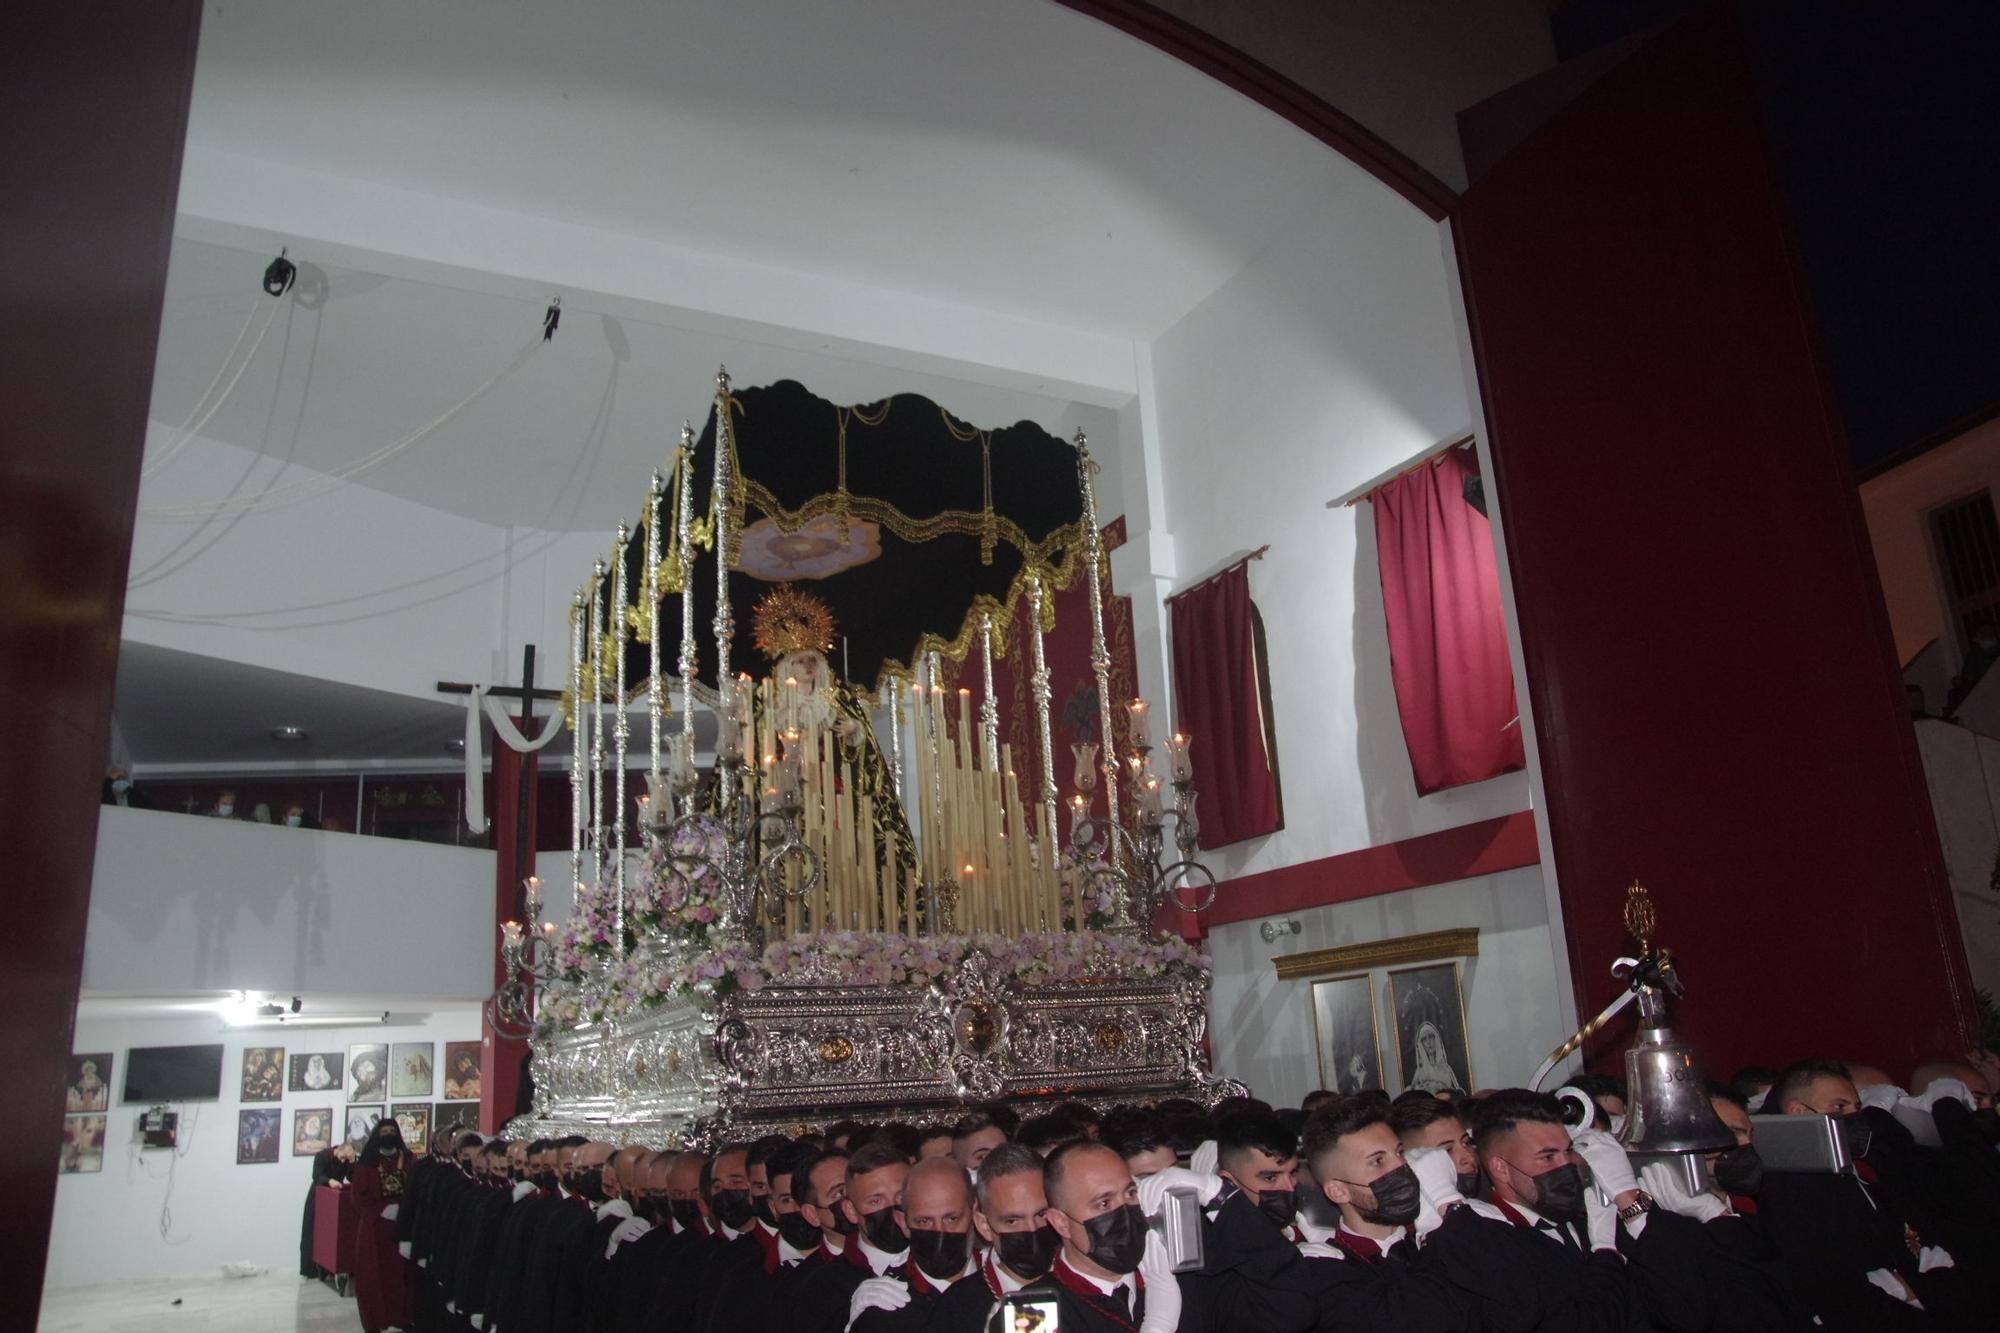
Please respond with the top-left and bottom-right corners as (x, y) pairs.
(604, 377), (1087, 695)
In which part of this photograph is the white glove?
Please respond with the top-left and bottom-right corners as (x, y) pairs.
(1908, 1078), (1973, 1112)
(1296, 1240), (1344, 1261)
(1136, 1165), (1223, 1216)
(846, 1276), (910, 1329)
(1865, 1268), (1922, 1307)
(469, 1317), (485, 1330)
(1404, 1147), (1462, 1238)
(1918, 1244), (1956, 1273)
(446, 1302), (457, 1314)
(606, 1215), (652, 1258)
(1639, 1161), (1730, 1224)
(382, 1203), (400, 1221)
(1858, 1083), (1907, 1113)
(1571, 1131), (1639, 1202)
(1136, 1231), (1182, 1333)
(398, 1240), (413, 1258)
(1581, 1185), (1622, 1251)
(1189, 1140), (1219, 1178)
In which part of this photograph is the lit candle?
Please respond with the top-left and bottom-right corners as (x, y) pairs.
(501, 920), (522, 950)
(1165, 732), (1193, 783)
(1072, 742), (1100, 792)
(1127, 698), (1151, 747)
(1138, 776), (1164, 819)
(1069, 792), (1090, 844)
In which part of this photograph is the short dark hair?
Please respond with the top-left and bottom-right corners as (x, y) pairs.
(1768, 1059), (1852, 1112)
(1468, 1090), (1568, 1153)
(1388, 1092), (1464, 1138)
(873, 1122), (923, 1160)
(1101, 1108), (1168, 1162)
(1212, 1096), (1273, 1122)
(455, 1131), (484, 1152)
(1053, 1100), (1102, 1127)
(747, 1133), (792, 1170)
(845, 1140), (911, 1185)
(700, 1142), (750, 1201)
(527, 1138), (552, 1155)
(1299, 1099), (1390, 1177)
(765, 1140), (806, 1188)
(1043, 1138), (1117, 1207)
(1567, 1074), (1627, 1102)
(1217, 1109), (1298, 1173)
(976, 1141), (1046, 1207)
(1300, 1090), (1340, 1115)
(1018, 1114), (1077, 1153)
(1163, 1112), (1215, 1154)
(792, 1145), (850, 1206)
(1728, 1065), (1779, 1104)
(917, 1125), (955, 1149)
(952, 1114), (997, 1143)
(825, 1119), (866, 1147)
(976, 1101), (1021, 1136)
(557, 1134), (588, 1148)
(1708, 1083), (1748, 1110)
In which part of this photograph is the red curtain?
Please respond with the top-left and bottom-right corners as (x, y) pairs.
(1370, 446), (1525, 796)
(1169, 561), (1281, 849)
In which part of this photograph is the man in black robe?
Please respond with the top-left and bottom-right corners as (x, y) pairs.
(931, 1142), (1063, 1333)
(513, 1138), (612, 1333)
(848, 1155), (980, 1332)
(1041, 1139), (1183, 1333)
(796, 1141), (913, 1333)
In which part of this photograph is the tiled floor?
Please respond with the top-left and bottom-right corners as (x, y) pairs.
(39, 1273), (356, 1333)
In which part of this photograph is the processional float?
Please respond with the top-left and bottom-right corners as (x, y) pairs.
(492, 370), (1238, 1145)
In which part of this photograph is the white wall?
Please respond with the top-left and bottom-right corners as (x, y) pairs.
(87, 807), (494, 1000)
(1913, 720), (2000, 997)
(1861, 415), (2000, 674)
(1207, 866), (1562, 1108)
(1140, 166), (1530, 887)
(46, 1009), (480, 1289)
(125, 426), (609, 703)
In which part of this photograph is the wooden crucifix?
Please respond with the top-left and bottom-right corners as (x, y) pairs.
(437, 643), (564, 922)
(438, 644), (563, 1133)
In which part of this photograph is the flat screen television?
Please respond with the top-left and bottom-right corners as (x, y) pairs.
(122, 1044), (225, 1103)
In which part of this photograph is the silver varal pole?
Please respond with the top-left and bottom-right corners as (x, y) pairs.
(1026, 572), (1059, 867)
(612, 525), (630, 946)
(646, 475), (664, 807)
(711, 369), (737, 816)
(887, 678), (904, 804)
(590, 560), (606, 885)
(1075, 431), (1122, 860)
(677, 422), (698, 807)
(569, 589), (586, 901)
(979, 611), (999, 770)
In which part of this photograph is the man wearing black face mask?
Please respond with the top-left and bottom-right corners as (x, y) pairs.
(624, 1152), (707, 1333)
(677, 1143), (764, 1333)
(1044, 1140), (1182, 1333)
(706, 1140), (828, 1333)
(797, 1142), (912, 1333)
(1390, 1094), (1485, 1202)
(1754, 1060), (1966, 1331)
(581, 1147), (652, 1333)
(1471, 1089), (1714, 1333)
(478, 1140), (556, 1330)
(516, 1139), (613, 1333)
(929, 1142), (1061, 1332)
(847, 1156), (980, 1331)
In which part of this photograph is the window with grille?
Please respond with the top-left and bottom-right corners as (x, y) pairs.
(1930, 489), (2000, 653)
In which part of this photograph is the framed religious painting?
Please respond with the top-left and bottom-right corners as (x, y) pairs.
(293, 1107), (334, 1156)
(345, 1104), (384, 1148)
(392, 1102), (431, 1152)
(434, 1101), (479, 1140)
(391, 1042), (434, 1098)
(237, 1108), (282, 1164)
(60, 1114), (106, 1174)
(65, 1053), (112, 1113)
(1388, 961), (1473, 1096)
(1309, 973), (1383, 1095)
(348, 1044), (388, 1103)
(239, 1046), (285, 1102)
(442, 1041), (482, 1101)
(289, 1050), (343, 1094)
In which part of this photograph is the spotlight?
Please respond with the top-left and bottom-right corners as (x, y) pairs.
(270, 725), (309, 742)
(262, 248), (297, 298)
(1259, 918), (1303, 943)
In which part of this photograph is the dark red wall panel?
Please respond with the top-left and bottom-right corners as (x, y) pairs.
(1454, 1), (1973, 1079)
(0, 2), (201, 1314)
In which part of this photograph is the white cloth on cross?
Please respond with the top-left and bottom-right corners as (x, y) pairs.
(463, 686), (565, 834)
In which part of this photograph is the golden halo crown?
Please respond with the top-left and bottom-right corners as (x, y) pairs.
(751, 584), (837, 661)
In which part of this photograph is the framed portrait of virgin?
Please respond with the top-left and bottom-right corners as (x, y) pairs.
(1309, 974), (1383, 1094)
(1388, 962), (1473, 1096)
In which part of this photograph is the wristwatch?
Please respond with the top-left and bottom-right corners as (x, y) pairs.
(1616, 1192), (1655, 1222)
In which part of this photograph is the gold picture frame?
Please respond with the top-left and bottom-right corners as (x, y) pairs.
(1310, 973), (1384, 1094)
(1387, 960), (1473, 1095)
(1270, 926), (1479, 982)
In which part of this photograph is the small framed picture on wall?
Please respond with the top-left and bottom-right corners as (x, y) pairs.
(237, 1108), (282, 1164)
(1389, 961), (1473, 1096)
(1310, 973), (1384, 1095)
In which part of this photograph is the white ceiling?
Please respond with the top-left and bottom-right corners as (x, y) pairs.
(142, 0), (1367, 531)
(182, 0), (1334, 340)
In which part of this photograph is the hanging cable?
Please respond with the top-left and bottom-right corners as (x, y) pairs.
(139, 294), (285, 479)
